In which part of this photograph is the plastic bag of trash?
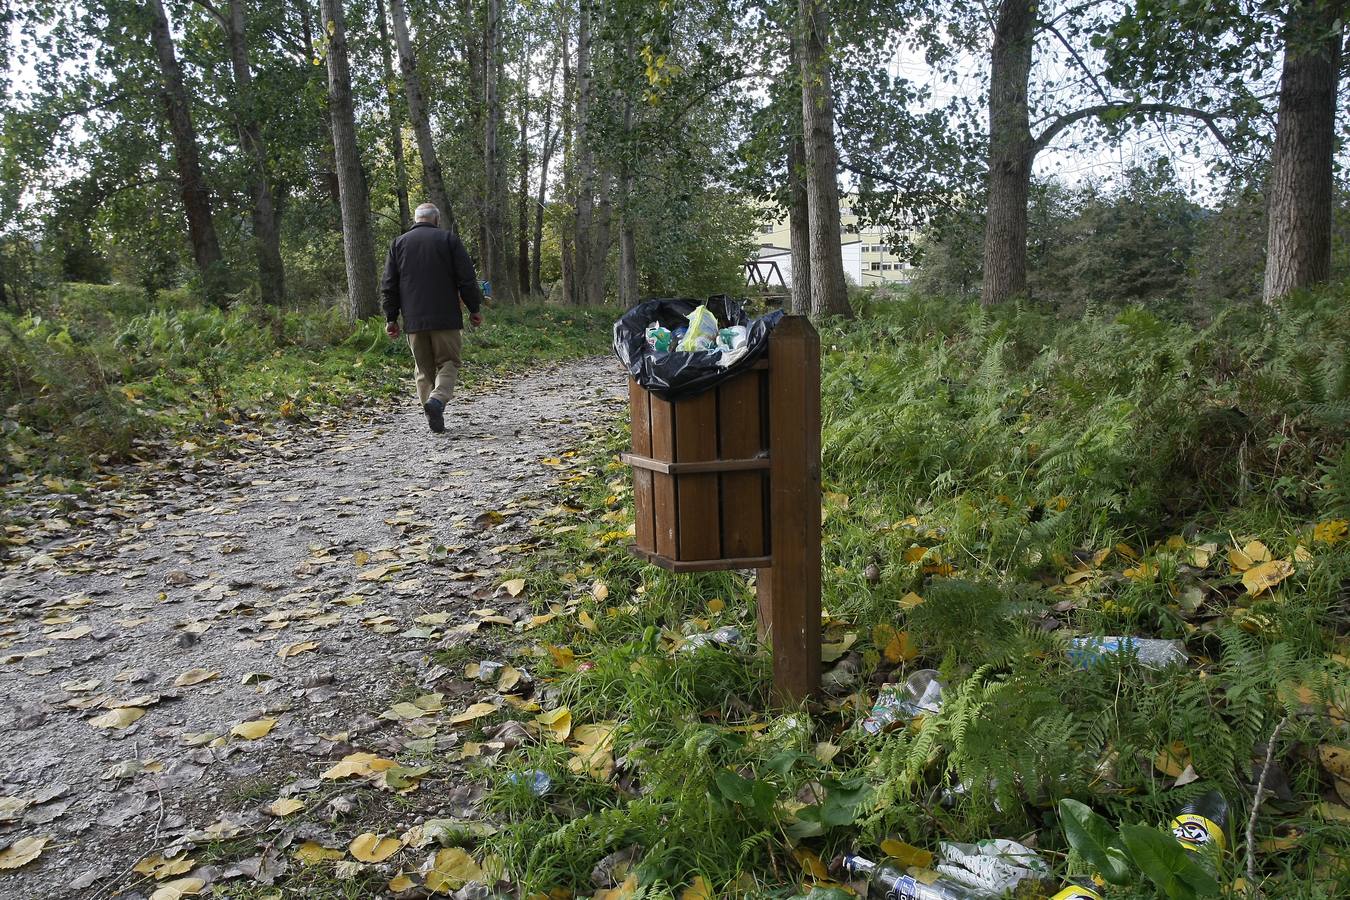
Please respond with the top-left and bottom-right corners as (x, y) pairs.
(613, 296), (784, 401)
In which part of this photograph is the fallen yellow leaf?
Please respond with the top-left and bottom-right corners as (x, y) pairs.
(388, 872), (416, 892)
(231, 718), (277, 740)
(294, 841), (345, 864)
(502, 578), (526, 597)
(880, 838), (934, 869)
(680, 876), (714, 900)
(898, 591), (924, 610)
(424, 846), (485, 892)
(594, 874), (639, 900)
(1243, 558), (1294, 595)
(90, 708), (145, 729)
(536, 706), (572, 742)
(1313, 519), (1347, 545)
(1154, 740), (1191, 777)
(450, 702), (499, 725)
(349, 832), (403, 863)
(148, 878), (205, 900)
(322, 752), (397, 780)
(269, 797), (305, 817)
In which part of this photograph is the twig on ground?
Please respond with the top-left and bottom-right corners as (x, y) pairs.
(1245, 714), (1290, 890)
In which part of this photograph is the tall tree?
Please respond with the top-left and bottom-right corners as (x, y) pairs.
(797, 0), (851, 318)
(191, 0), (287, 305)
(320, 0), (379, 318)
(516, 50), (531, 298)
(981, 0), (1034, 309)
(571, 0), (611, 305)
(1263, 0), (1345, 303)
(531, 51), (561, 297)
(147, 0), (224, 304)
(389, 0), (454, 232)
(375, 0), (412, 232)
(787, 128), (811, 316)
(482, 0), (516, 302)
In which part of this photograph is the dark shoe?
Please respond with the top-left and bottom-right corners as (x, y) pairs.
(423, 397), (446, 434)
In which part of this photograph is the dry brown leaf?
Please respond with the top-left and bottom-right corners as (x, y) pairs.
(502, 578), (526, 597)
(148, 878), (206, 900)
(0, 835), (48, 870)
(1154, 740), (1191, 777)
(173, 669), (218, 687)
(277, 640), (320, 659)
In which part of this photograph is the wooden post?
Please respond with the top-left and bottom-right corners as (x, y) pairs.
(763, 316), (821, 703)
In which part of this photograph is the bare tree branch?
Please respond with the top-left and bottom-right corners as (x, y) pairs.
(1032, 101), (1234, 157)
(1044, 22), (1110, 102)
(187, 0), (227, 28)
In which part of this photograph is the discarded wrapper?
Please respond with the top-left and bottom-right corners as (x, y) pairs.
(860, 669), (943, 736)
(680, 626), (742, 653)
(936, 838), (1048, 895)
(506, 770), (551, 796)
(1067, 636), (1188, 670)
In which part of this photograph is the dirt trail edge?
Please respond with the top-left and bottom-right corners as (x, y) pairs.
(0, 356), (626, 897)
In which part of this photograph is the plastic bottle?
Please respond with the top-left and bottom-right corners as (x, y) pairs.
(843, 855), (982, 900)
(1170, 790), (1229, 857)
(1050, 881), (1103, 900)
(860, 669), (944, 736)
(1067, 636), (1188, 670)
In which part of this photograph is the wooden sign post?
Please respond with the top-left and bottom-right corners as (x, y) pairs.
(623, 315), (822, 704)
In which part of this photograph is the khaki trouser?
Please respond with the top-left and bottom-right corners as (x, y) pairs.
(407, 329), (462, 405)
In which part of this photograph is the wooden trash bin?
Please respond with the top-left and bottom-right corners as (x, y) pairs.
(624, 361), (771, 571)
(621, 316), (822, 703)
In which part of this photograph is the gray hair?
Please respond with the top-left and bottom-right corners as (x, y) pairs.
(414, 203), (440, 224)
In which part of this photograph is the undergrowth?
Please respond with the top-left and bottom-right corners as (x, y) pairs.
(0, 283), (616, 481)
(471, 286), (1349, 898)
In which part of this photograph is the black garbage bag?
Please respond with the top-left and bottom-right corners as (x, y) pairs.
(613, 296), (784, 400)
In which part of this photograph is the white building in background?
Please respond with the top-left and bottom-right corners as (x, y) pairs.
(749, 198), (914, 289)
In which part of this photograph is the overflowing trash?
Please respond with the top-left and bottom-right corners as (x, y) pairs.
(614, 296), (784, 400)
(1067, 635), (1188, 670)
(860, 669), (944, 736)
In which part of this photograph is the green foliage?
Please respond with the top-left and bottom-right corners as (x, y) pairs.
(1, 286), (615, 479)
(479, 285), (1349, 897)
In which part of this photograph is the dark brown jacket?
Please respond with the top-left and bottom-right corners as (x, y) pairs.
(380, 224), (484, 332)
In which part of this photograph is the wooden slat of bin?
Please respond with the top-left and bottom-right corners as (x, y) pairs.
(650, 395), (678, 558)
(718, 371), (767, 559)
(628, 380), (655, 554)
(674, 390), (720, 560)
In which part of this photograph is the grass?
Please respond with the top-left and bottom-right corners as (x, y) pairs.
(462, 286), (1349, 898)
(0, 283), (617, 484)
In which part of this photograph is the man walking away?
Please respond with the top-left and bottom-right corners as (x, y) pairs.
(381, 203), (485, 434)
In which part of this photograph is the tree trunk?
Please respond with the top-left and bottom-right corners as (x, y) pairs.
(517, 59), (531, 298)
(796, 0), (851, 318)
(483, 0), (515, 302)
(572, 0), (611, 305)
(321, 0), (379, 319)
(1263, 1), (1344, 304)
(787, 113), (811, 316)
(560, 8), (578, 304)
(148, 0), (224, 305)
(220, 0), (286, 305)
(389, 0), (454, 233)
(532, 56), (560, 297)
(617, 99), (638, 308)
(981, 0), (1034, 307)
(375, 0), (412, 231)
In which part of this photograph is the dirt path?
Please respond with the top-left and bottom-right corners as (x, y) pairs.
(0, 356), (625, 898)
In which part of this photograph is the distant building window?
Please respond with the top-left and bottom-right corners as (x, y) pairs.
(881, 264), (893, 271)
(870, 263), (880, 271)
(760, 224), (774, 234)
